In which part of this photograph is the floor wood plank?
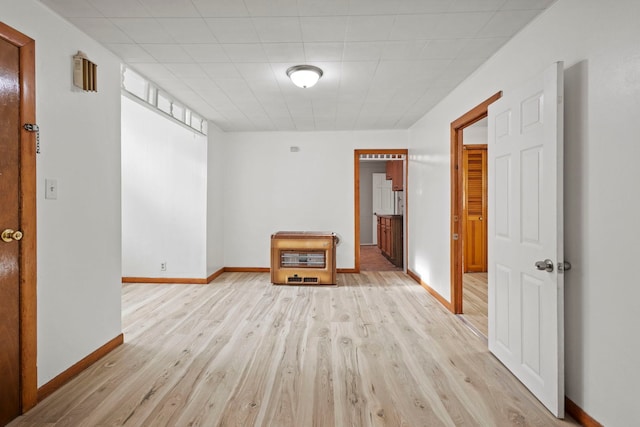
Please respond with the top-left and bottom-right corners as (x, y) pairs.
(463, 272), (488, 337)
(360, 245), (402, 271)
(10, 272), (577, 427)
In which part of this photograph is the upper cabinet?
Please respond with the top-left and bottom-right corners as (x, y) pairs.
(386, 160), (403, 191)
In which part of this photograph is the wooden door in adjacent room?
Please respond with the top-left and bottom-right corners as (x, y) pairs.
(463, 146), (487, 272)
(0, 32), (23, 426)
(0, 22), (38, 424)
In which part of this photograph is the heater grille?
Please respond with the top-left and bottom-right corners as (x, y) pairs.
(286, 276), (320, 284)
(73, 51), (97, 92)
(281, 251), (325, 268)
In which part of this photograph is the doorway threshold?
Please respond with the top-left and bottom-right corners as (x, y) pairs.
(456, 314), (488, 345)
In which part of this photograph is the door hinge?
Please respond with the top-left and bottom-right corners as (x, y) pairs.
(558, 261), (572, 272)
(453, 233), (459, 240)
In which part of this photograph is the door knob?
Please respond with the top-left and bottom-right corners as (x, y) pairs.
(1, 229), (23, 243)
(535, 259), (554, 272)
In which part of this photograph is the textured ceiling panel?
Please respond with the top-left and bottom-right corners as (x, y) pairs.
(40, 0), (557, 131)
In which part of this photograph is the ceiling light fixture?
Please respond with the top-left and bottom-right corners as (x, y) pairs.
(286, 65), (323, 89)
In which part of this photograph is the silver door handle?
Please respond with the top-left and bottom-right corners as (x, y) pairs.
(535, 259), (554, 272)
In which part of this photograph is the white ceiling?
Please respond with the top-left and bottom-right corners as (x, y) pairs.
(39, 0), (556, 132)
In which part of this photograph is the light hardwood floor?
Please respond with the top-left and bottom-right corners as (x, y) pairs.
(360, 245), (402, 272)
(10, 272), (577, 426)
(462, 272), (488, 337)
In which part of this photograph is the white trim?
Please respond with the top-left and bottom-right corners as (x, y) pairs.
(121, 65), (208, 136)
(359, 153), (406, 161)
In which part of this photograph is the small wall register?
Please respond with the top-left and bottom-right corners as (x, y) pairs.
(73, 51), (97, 92)
(271, 231), (338, 285)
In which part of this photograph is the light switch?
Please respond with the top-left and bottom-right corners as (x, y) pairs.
(45, 179), (57, 200)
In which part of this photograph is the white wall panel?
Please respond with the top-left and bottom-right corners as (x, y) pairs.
(408, 1), (640, 424)
(122, 96), (207, 279)
(0, 0), (122, 386)
(222, 131), (406, 269)
(206, 125), (226, 276)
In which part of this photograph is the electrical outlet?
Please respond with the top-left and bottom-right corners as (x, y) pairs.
(160, 262), (167, 271)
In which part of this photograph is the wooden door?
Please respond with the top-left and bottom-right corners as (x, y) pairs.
(0, 22), (38, 422)
(463, 146), (487, 272)
(0, 35), (22, 426)
(488, 62), (565, 417)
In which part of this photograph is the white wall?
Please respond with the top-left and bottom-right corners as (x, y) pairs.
(122, 96), (208, 279)
(5, 1), (633, 423)
(206, 125), (226, 276)
(462, 119), (487, 145)
(223, 131), (406, 269)
(1, 0), (122, 385)
(408, 0), (640, 425)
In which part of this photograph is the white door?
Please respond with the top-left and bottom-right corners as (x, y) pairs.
(372, 172), (394, 245)
(488, 62), (565, 417)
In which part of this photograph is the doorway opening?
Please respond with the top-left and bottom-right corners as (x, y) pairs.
(450, 92), (501, 337)
(354, 149), (408, 272)
(462, 135), (488, 336)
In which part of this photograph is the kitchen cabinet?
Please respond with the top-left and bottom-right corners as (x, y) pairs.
(376, 214), (403, 267)
(385, 160), (403, 191)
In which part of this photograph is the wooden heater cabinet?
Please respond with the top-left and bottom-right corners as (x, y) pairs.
(270, 231), (337, 285)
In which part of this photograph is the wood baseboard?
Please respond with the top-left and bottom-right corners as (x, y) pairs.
(123, 267), (359, 283)
(223, 267), (270, 273)
(122, 277), (209, 284)
(223, 267), (359, 274)
(122, 269), (227, 285)
(38, 333), (124, 402)
(406, 269), (453, 312)
(565, 397), (603, 427)
(207, 267), (225, 283)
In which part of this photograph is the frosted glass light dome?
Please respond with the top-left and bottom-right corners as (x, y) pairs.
(286, 65), (323, 88)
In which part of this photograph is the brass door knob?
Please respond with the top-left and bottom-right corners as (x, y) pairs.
(1, 229), (23, 243)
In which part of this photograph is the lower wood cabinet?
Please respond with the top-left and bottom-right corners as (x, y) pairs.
(376, 214), (403, 268)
